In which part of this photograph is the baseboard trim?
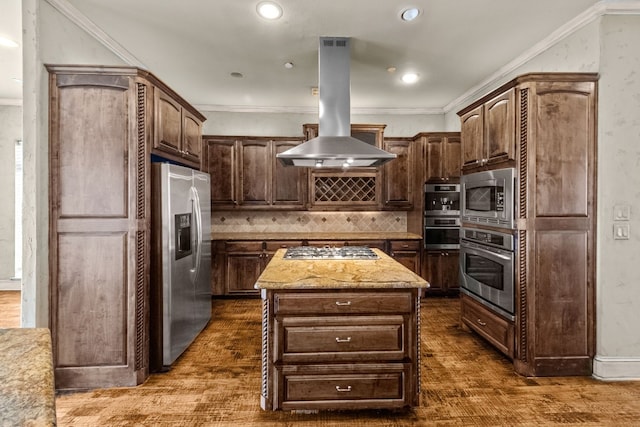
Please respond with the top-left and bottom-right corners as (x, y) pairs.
(593, 356), (640, 380)
(0, 280), (21, 291)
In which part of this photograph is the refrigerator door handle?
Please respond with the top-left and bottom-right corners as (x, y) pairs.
(190, 186), (203, 278)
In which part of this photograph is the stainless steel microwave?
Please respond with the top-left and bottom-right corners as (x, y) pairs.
(460, 167), (515, 229)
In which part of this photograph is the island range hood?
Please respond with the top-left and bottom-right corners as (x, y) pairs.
(277, 37), (396, 168)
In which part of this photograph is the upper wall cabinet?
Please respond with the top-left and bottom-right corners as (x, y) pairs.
(418, 132), (461, 183)
(381, 137), (414, 209)
(459, 89), (515, 172)
(153, 87), (206, 169)
(203, 136), (307, 210)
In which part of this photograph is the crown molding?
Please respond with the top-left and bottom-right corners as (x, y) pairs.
(45, 0), (146, 69)
(0, 98), (22, 106)
(443, 0), (640, 114)
(194, 104), (443, 115)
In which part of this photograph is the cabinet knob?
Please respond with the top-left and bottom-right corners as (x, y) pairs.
(477, 319), (487, 326)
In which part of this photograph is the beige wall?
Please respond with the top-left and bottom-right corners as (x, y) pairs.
(0, 105), (22, 280)
(201, 110), (445, 138)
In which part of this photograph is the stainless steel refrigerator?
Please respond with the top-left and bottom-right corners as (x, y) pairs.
(150, 162), (211, 371)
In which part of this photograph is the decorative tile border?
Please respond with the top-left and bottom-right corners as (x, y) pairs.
(211, 211), (407, 233)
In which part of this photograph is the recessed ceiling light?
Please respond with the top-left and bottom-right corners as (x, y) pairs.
(284, 62), (294, 69)
(400, 8), (420, 22)
(0, 36), (19, 48)
(257, 2), (283, 20)
(387, 66), (397, 73)
(401, 73), (419, 84)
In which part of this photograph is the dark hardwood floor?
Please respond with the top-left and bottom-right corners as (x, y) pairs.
(2, 292), (640, 426)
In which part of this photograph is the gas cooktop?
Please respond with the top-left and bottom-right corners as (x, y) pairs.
(283, 246), (379, 260)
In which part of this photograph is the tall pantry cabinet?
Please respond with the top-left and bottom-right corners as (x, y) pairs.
(457, 73), (598, 377)
(47, 65), (205, 390)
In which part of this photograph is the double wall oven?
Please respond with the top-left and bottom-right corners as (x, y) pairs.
(459, 168), (517, 320)
(424, 183), (460, 250)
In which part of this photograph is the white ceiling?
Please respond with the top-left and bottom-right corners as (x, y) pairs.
(1, 0), (605, 111)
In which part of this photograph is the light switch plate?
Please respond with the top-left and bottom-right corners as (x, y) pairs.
(614, 204), (631, 221)
(614, 223), (630, 240)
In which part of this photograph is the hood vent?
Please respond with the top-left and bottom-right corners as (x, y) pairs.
(277, 37), (396, 168)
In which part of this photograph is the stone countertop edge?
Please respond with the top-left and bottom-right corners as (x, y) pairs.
(255, 248), (429, 290)
(0, 328), (57, 426)
(211, 231), (423, 241)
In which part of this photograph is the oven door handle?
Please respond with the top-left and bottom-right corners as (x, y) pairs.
(460, 242), (512, 262)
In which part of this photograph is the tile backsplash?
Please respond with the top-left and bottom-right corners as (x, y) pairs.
(211, 211), (407, 233)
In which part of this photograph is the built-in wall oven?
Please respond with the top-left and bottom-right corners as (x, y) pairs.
(459, 226), (515, 320)
(424, 183), (460, 250)
(460, 167), (515, 229)
(424, 217), (460, 250)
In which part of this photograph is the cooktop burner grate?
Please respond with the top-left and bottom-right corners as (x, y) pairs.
(283, 246), (379, 260)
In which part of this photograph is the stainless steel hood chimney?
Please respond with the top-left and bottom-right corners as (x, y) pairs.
(277, 37), (396, 167)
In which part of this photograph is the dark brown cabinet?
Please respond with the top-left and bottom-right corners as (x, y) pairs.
(153, 87), (205, 168)
(46, 65), (204, 390)
(203, 136), (307, 210)
(419, 133), (461, 183)
(388, 240), (421, 276)
(422, 250), (459, 294)
(457, 73), (598, 377)
(260, 288), (420, 411)
(381, 138), (413, 209)
(460, 89), (515, 172)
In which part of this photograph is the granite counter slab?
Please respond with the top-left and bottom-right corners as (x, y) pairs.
(255, 249), (429, 290)
(212, 232), (422, 241)
(0, 328), (56, 426)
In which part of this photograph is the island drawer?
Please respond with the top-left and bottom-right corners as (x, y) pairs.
(461, 293), (514, 358)
(276, 363), (412, 410)
(225, 241), (263, 252)
(275, 315), (407, 363)
(274, 292), (413, 315)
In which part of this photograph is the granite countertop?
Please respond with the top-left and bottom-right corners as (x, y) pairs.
(255, 248), (429, 290)
(0, 328), (56, 425)
(212, 231), (422, 241)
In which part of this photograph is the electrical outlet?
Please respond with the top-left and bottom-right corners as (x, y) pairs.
(614, 223), (630, 240)
(614, 204), (631, 221)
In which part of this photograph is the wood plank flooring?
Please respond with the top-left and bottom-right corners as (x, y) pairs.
(2, 292), (640, 426)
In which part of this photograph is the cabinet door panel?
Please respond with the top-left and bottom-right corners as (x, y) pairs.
(423, 252), (443, 292)
(441, 251), (460, 290)
(485, 90), (515, 164)
(57, 87), (128, 217)
(226, 253), (263, 294)
(204, 139), (235, 207)
(382, 138), (412, 208)
(425, 136), (444, 182)
(461, 106), (484, 168)
(443, 136), (461, 181)
(534, 87), (591, 217)
(154, 88), (182, 153)
(182, 110), (202, 163)
(273, 140), (306, 207)
(239, 140), (270, 206)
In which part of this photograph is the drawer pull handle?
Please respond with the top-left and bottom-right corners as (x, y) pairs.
(335, 301), (352, 306)
(335, 385), (352, 392)
(477, 319), (487, 326)
(335, 337), (352, 343)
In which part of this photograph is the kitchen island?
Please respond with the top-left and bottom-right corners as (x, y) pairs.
(255, 248), (429, 412)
